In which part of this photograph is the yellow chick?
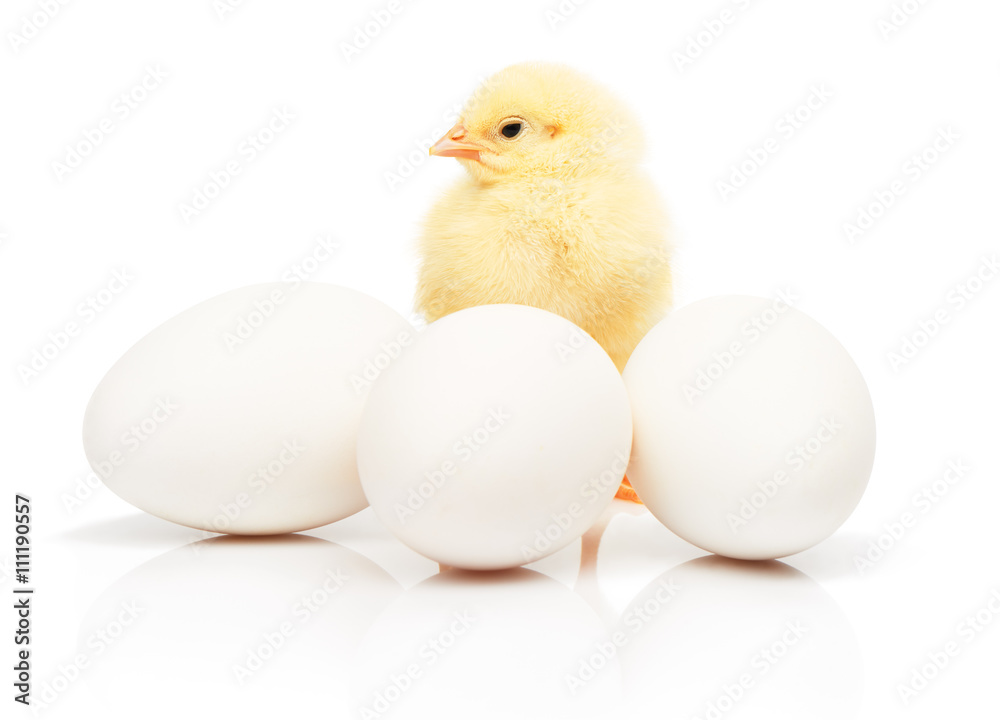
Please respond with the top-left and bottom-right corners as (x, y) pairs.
(415, 61), (672, 373)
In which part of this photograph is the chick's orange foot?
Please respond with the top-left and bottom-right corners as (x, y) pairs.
(615, 475), (642, 504)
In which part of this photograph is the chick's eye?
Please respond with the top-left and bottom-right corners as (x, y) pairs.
(501, 122), (523, 139)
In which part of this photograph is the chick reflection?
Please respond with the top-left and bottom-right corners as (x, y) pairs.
(612, 556), (861, 720)
(78, 534), (400, 718)
(352, 568), (620, 720)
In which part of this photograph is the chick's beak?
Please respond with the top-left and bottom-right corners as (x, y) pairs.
(429, 123), (483, 161)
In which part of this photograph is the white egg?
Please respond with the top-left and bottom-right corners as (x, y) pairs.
(83, 282), (414, 534)
(623, 295), (876, 560)
(357, 304), (632, 571)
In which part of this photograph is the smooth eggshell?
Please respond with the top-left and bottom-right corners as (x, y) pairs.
(83, 282), (414, 534)
(623, 295), (876, 560)
(357, 304), (632, 570)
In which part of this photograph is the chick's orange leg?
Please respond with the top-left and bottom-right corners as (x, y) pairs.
(615, 474), (643, 504)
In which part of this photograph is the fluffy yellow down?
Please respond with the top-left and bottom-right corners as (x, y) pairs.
(416, 62), (672, 371)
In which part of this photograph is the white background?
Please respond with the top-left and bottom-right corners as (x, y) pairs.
(2, 0), (999, 718)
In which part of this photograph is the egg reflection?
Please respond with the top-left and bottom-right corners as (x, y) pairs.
(616, 556), (862, 719)
(78, 534), (401, 717)
(353, 568), (620, 720)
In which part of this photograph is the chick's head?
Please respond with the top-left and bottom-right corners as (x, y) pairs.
(429, 62), (643, 183)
